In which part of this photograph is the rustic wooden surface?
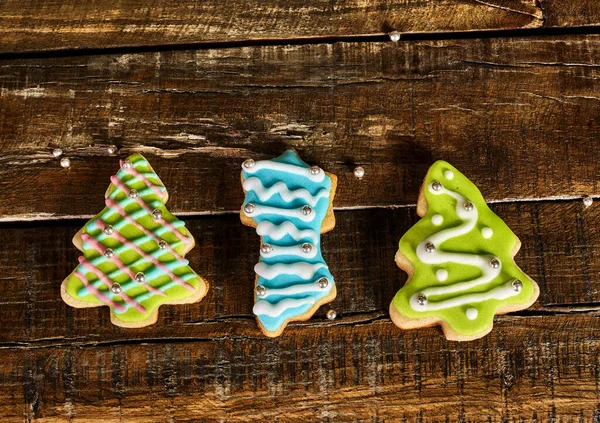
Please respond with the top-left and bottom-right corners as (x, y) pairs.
(0, 0), (544, 54)
(3, 36), (600, 220)
(2, 2), (600, 422)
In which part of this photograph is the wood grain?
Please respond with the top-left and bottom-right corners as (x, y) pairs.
(2, 36), (600, 220)
(0, 4), (599, 421)
(1, 200), (598, 346)
(542, 0), (600, 28)
(2, 313), (600, 422)
(0, 0), (543, 54)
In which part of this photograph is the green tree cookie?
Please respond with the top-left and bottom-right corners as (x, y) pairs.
(61, 154), (208, 327)
(390, 161), (539, 341)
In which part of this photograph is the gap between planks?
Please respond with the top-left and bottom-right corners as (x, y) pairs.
(0, 194), (595, 225)
(2, 308), (600, 350)
(2, 25), (600, 61)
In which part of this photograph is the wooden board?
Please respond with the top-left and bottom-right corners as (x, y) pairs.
(0, 0), (543, 54)
(1, 200), (599, 346)
(542, 0), (600, 28)
(2, 2), (600, 420)
(2, 313), (600, 422)
(2, 35), (600, 220)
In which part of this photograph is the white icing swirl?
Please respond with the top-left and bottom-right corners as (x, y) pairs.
(260, 243), (318, 258)
(243, 177), (329, 207)
(410, 183), (519, 312)
(244, 204), (316, 222)
(256, 221), (319, 245)
(253, 297), (316, 317)
(254, 262), (327, 280)
(242, 160), (325, 182)
(260, 279), (329, 298)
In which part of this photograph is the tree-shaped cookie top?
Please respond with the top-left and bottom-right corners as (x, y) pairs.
(61, 154), (208, 327)
(391, 160), (539, 340)
(240, 150), (337, 337)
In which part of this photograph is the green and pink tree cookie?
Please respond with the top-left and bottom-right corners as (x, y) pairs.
(390, 161), (539, 341)
(61, 154), (208, 327)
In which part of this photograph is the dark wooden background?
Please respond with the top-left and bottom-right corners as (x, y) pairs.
(1, 1), (600, 421)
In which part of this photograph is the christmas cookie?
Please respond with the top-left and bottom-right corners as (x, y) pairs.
(240, 150), (337, 337)
(390, 161), (539, 341)
(61, 154), (208, 327)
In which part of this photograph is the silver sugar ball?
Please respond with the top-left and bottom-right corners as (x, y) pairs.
(128, 189), (139, 198)
(134, 272), (146, 283)
(326, 309), (337, 320)
(110, 283), (122, 294)
(121, 160), (132, 170)
(317, 277), (329, 289)
(416, 294), (428, 306)
(60, 157), (71, 168)
(302, 243), (313, 254)
(104, 248), (115, 258)
(463, 202), (474, 211)
(425, 242), (435, 253)
(310, 165), (321, 175)
(584, 196), (594, 207)
(512, 279), (523, 292)
(260, 243), (272, 254)
(52, 148), (63, 157)
(151, 209), (163, 220)
(431, 181), (442, 191)
(103, 225), (115, 235)
(353, 166), (365, 179)
(243, 158), (255, 169)
(107, 146), (117, 154)
(489, 258), (501, 269)
(244, 203), (255, 214)
(389, 31), (401, 42)
(158, 240), (168, 250)
(255, 285), (266, 297)
(302, 205), (313, 215)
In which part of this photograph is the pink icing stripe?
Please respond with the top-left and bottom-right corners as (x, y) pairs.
(96, 220), (196, 292)
(121, 159), (167, 201)
(81, 233), (166, 298)
(78, 256), (147, 314)
(104, 198), (186, 264)
(110, 175), (191, 244)
(74, 270), (127, 313)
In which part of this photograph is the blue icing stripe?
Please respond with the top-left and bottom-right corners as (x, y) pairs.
(242, 150), (335, 333)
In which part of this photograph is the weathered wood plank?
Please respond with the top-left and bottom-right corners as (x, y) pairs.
(2, 313), (600, 422)
(2, 36), (600, 219)
(1, 200), (598, 345)
(0, 0), (542, 54)
(542, 0), (600, 28)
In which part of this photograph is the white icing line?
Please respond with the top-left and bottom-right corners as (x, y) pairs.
(242, 160), (325, 182)
(417, 184), (501, 296)
(244, 204), (316, 222)
(260, 243), (318, 259)
(412, 182), (505, 312)
(254, 262), (327, 280)
(256, 221), (319, 245)
(261, 279), (329, 298)
(243, 177), (330, 207)
(411, 281), (519, 311)
(253, 297), (316, 318)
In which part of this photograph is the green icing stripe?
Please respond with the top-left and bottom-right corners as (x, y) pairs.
(66, 153), (202, 321)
